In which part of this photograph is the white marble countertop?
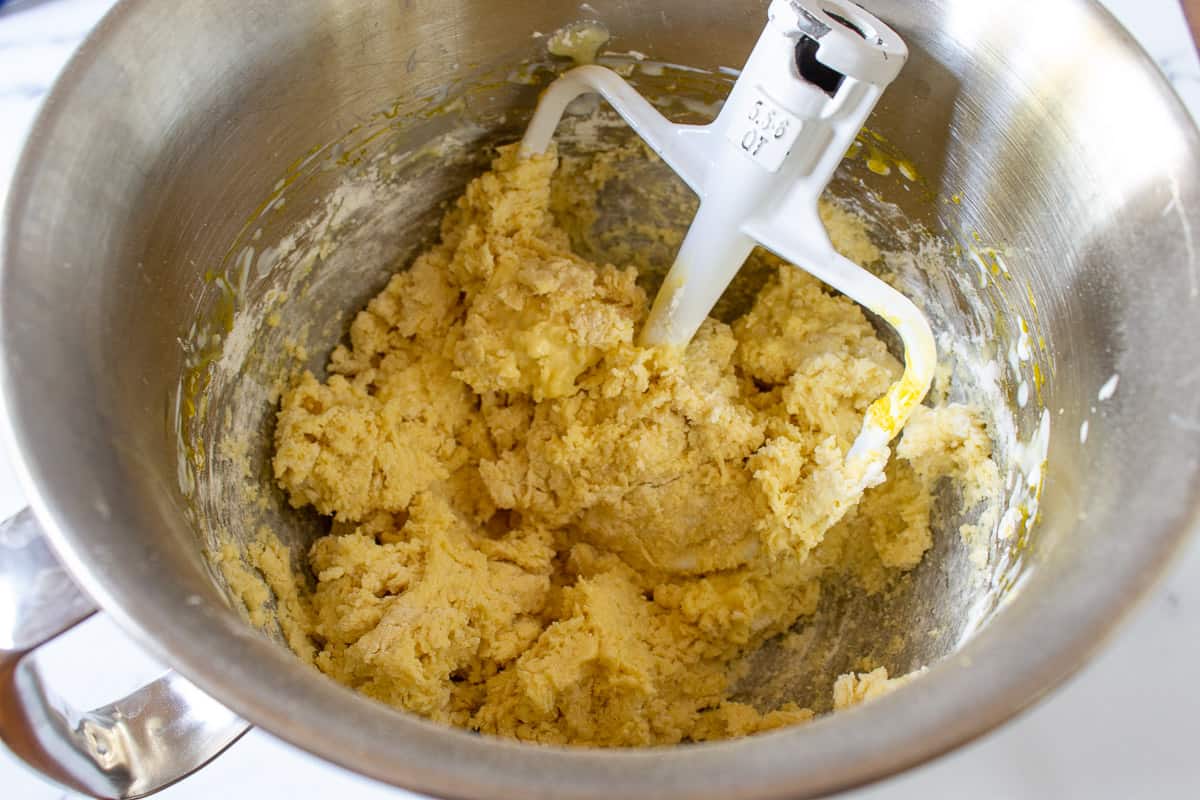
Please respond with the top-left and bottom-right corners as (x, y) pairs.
(1, 0), (1199, 797)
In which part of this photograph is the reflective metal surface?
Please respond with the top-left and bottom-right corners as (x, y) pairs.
(0, 509), (249, 798)
(1, 0), (1199, 798)
(0, 508), (95, 651)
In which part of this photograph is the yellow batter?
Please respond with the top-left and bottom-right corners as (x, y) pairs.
(263, 144), (997, 745)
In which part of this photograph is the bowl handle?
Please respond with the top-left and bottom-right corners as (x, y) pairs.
(0, 507), (250, 798)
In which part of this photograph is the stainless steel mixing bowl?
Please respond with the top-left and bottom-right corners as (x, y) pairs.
(2, 0), (1200, 798)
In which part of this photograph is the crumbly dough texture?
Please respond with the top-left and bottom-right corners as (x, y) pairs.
(832, 666), (924, 711)
(262, 145), (997, 746)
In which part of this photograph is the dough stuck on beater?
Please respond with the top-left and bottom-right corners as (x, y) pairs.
(257, 145), (998, 746)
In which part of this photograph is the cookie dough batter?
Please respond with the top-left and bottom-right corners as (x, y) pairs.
(265, 144), (997, 745)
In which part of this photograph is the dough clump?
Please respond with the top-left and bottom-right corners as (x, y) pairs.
(268, 145), (996, 745)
